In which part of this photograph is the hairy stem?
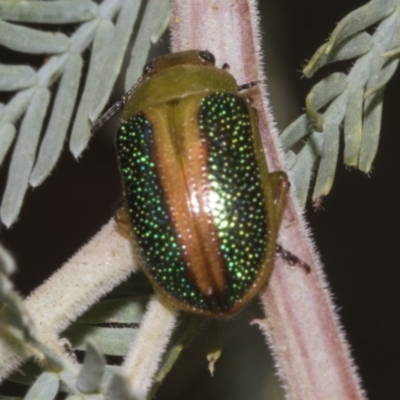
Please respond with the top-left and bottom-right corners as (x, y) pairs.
(171, 1), (365, 399)
(122, 296), (178, 399)
(0, 219), (136, 380)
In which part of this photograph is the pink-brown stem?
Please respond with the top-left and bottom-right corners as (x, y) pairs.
(171, 1), (366, 399)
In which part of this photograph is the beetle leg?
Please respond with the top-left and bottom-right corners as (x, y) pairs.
(268, 172), (311, 273)
(114, 206), (132, 236)
(275, 244), (311, 273)
(237, 80), (259, 91)
(268, 171), (290, 228)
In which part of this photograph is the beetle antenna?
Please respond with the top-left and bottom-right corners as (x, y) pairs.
(237, 80), (259, 91)
(91, 78), (143, 134)
(276, 244), (311, 274)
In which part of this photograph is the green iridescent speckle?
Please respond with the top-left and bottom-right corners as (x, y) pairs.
(198, 93), (268, 302)
(117, 93), (268, 313)
(117, 114), (209, 310)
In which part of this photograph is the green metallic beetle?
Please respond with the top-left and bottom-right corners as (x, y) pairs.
(114, 50), (290, 318)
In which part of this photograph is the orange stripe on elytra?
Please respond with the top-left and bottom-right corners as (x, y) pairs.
(149, 103), (227, 298)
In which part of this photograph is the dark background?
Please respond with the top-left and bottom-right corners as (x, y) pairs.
(1, 1), (399, 399)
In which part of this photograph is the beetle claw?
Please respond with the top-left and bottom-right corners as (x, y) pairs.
(275, 244), (311, 274)
(237, 80), (259, 91)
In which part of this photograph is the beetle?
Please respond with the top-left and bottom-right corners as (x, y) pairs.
(103, 50), (293, 317)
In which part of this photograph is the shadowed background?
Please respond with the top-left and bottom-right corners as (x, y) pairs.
(1, 0), (399, 399)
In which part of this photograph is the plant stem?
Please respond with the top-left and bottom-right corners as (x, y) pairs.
(0, 218), (136, 380)
(122, 296), (178, 399)
(171, 1), (366, 399)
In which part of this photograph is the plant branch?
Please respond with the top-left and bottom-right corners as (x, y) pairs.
(122, 296), (178, 399)
(171, 1), (365, 399)
(0, 218), (136, 381)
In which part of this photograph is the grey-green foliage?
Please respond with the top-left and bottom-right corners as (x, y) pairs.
(280, 0), (400, 207)
(15, 342), (127, 399)
(0, 1), (170, 396)
(76, 341), (105, 394)
(0, 0), (171, 227)
(0, 246), (64, 397)
(24, 372), (60, 400)
(0, 242), (151, 398)
(0, 244), (44, 352)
